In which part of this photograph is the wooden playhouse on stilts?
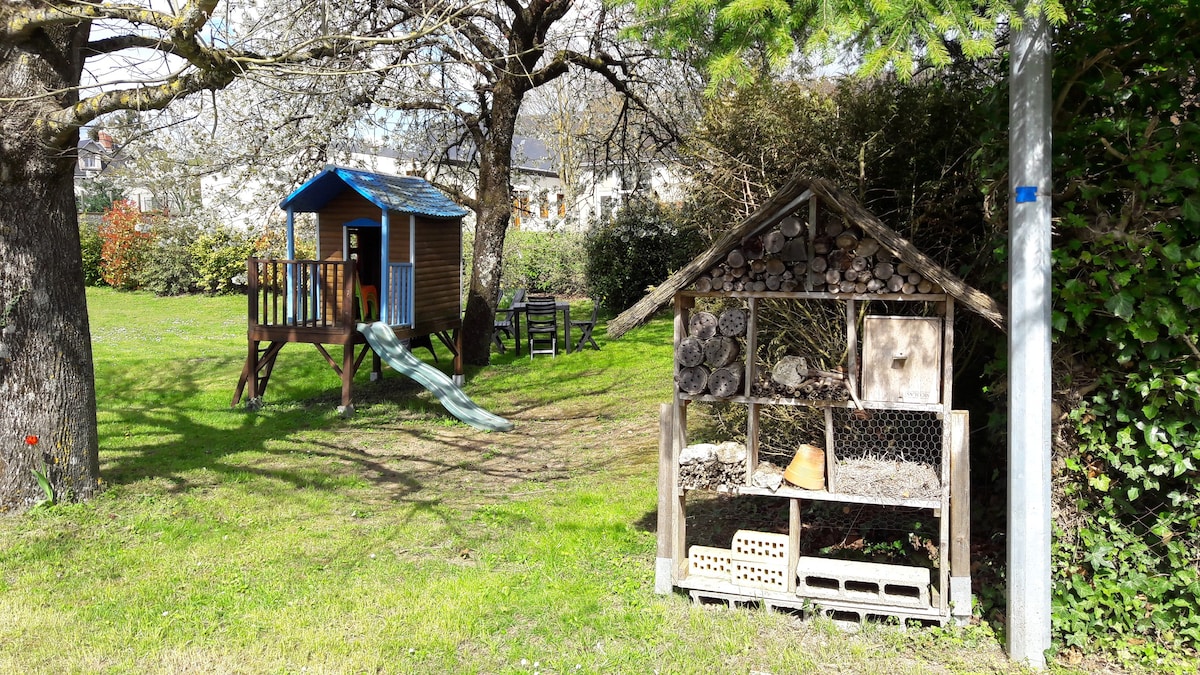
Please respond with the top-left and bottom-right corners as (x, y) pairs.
(232, 166), (512, 431)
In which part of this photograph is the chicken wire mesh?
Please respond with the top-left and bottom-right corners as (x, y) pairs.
(831, 408), (943, 500)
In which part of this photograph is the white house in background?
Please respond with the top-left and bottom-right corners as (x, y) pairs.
(199, 137), (686, 233)
(573, 159), (687, 226)
(74, 131), (159, 213)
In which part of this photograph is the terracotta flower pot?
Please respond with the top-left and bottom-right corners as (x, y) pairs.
(783, 443), (825, 490)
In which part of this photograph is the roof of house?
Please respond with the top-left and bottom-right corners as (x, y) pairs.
(605, 175), (1006, 338)
(279, 166), (469, 218)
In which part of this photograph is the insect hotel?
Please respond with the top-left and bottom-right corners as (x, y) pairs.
(611, 176), (1005, 624)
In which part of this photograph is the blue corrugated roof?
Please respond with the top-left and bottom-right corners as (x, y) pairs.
(280, 166), (469, 218)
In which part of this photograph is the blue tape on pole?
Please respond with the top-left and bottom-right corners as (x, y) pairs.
(1015, 186), (1037, 203)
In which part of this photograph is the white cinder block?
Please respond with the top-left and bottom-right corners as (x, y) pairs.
(796, 556), (931, 609)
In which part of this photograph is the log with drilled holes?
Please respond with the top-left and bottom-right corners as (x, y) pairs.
(704, 336), (741, 368)
(677, 336), (705, 367)
(688, 311), (718, 339)
(709, 366), (744, 398)
(676, 365), (709, 394)
(717, 308), (747, 337)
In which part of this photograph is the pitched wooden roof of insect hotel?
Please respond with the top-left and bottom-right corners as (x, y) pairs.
(606, 176), (1007, 338)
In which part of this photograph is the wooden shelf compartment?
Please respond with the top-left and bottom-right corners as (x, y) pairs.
(677, 393), (947, 413)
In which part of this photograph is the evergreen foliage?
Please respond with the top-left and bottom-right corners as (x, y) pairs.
(139, 220), (201, 296)
(629, 0), (1066, 88)
(584, 198), (705, 312)
(78, 218), (105, 287)
(77, 176), (126, 214)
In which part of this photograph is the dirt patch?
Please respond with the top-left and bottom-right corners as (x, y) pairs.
(286, 397), (660, 510)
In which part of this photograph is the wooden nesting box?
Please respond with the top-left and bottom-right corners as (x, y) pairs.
(861, 316), (943, 404)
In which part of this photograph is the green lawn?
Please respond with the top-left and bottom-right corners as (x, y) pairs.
(0, 288), (1102, 674)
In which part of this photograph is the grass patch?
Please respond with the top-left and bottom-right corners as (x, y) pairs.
(0, 288), (1141, 673)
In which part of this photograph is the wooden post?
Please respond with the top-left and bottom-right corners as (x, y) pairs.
(950, 410), (972, 624)
(245, 258), (260, 403)
(672, 399), (688, 579)
(340, 344), (354, 415)
(941, 299), (957, 617)
(453, 325), (464, 386)
(845, 298), (857, 392)
(824, 406), (836, 493)
(655, 403), (675, 594)
(788, 498), (802, 593)
(340, 258), (357, 416)
(342, 258), (357, 330)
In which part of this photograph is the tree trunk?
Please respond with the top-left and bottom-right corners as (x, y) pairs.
(461, 81), (524, 366)
(1, 22), (101, 511)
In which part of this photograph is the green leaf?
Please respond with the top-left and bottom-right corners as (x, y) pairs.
(1179, 280), (1200, 309)
(1130, 321), (1159, 342)
(1052, 310), (1067, 332)
(1163, 243), (1183, 264)
(1105, 291), (1136, 320)
(1183, 195), (1200, 222)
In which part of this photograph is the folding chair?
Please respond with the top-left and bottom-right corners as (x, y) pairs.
(571, 299), (600, 351)
(525, 295), (558, 359)
(493, 289), (525, 353)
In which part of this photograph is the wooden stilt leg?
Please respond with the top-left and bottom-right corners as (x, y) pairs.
(246, 339), (260, 402)
(340, 343), (354, 416)
(453, 326), (464, 386)
(255, 342), (283, 399)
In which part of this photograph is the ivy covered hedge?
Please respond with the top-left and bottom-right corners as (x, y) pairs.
(1041, 0), (1200, 661)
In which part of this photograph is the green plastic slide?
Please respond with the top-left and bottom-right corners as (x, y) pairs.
(357, 322), (514, 432)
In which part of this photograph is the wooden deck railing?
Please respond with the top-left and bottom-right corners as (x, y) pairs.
(247, 258), (356, 332)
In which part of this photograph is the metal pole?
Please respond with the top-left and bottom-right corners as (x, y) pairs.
(1007, 9), (1053, 669)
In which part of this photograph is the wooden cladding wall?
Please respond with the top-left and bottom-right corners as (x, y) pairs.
(412, 216), (462, 334)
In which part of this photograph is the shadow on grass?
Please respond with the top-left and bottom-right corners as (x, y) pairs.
(96, 313), (674, 525)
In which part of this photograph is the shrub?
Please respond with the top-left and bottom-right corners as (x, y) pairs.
(190, 226), (255, 294)
(140, 220), (201, 296)
(584, 197), (704, 313)
(98, 200), (155, 289)
(78, 217), (105, 287)
(1030, 1), (1200, 659)
(77, 176), (125, 214)
(502, 230), (586, 296)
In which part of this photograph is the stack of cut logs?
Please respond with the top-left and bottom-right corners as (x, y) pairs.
(693, 215), (938, 295)
(676, 308), (747, 397)
(753, 355), (850, 400)
(678, 441), (747, 490)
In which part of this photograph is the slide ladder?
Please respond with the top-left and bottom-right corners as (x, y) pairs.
(357, 322), (514, 432)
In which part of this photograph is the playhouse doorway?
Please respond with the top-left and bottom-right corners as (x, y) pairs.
(345, 224), (382, 289)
